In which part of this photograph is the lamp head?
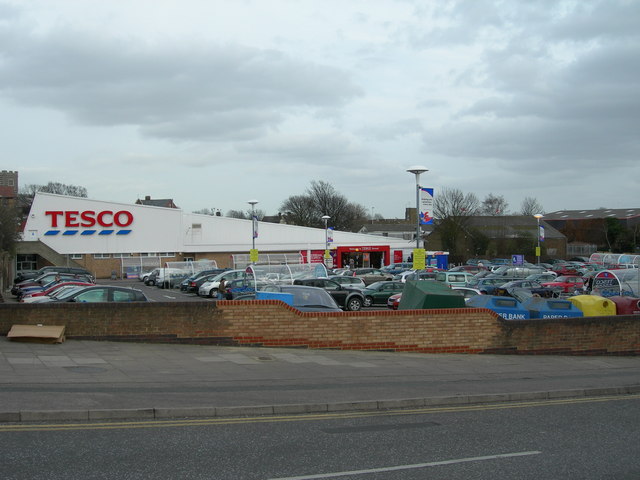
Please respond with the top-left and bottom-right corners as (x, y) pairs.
(406, 165), (428, 175)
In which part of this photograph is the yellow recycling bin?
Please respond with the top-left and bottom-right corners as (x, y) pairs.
(568, 295), (617, 317)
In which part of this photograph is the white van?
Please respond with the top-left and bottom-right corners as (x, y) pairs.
(154, 268), (188, 289)
(435, 271), (475, 287)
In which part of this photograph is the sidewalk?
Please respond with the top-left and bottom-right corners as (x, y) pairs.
(1, 337), (640, 422)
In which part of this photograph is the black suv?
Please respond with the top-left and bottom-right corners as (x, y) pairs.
(293, 278), (365, 311)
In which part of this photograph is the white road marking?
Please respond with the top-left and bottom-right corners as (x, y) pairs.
(268, 451), (542, 479)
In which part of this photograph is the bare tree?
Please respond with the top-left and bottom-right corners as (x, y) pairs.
(21, 182), (87, 199)
(226, 209), (265, 220)
(480, 193), (508, 216)
(520, 197), (545, 216)
(432, 188), (480, 258)
(280, 181), (368, 231)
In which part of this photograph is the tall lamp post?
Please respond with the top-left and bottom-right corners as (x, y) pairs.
(406, 166), (428, 249)
(321, 215), (330, 265)
(248, 200), (259, 262)
(534, 214), (543, 265)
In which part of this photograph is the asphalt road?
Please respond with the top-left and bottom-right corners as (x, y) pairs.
(3, 395), (639, 480)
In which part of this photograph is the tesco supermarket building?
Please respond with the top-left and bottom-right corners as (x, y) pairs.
(19, 193), (447, 279)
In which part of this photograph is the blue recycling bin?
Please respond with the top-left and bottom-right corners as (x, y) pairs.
(466, 295), (530, 320)
(522, 297), (584, 319)
(255, 291), (294, 306)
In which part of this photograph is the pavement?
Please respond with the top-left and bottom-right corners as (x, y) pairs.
(1, 336), (640, 423)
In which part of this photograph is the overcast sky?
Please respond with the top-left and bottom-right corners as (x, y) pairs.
(1, 0), (638, 219)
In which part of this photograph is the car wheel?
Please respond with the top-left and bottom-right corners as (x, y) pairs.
(363, 296), (373, 307)
(208, 288), (217, 298)
(345, 297), (363, 311)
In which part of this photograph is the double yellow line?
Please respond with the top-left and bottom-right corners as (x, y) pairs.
(2, 394), (639, 433)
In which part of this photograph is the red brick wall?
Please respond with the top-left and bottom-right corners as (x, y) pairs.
(1, 301), (639, 355)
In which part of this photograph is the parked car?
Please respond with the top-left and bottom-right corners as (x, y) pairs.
(140, 268), (159, 284)
(361, 281), (405, 307)
(40, 285), (149, 303)
(235, 285), (342, 313)
(19, 281), (95, 302)
(451, 286), (482, 302)
(435, 271), (475, 288)
(12, 272), (93, 298)
(542, 276), (585, 294)
(380, 263), (413, 275)
(293, 278), (366, 311)
(525, 272), (558, 283)
(198, 270), (248, 297)
(490, 265), (547, 278)
(180, 269), (229, 292)
(327, 275), (366, 289)
(464, 277), (508, 294)
(498, 280), (561, 298)
(387, 293), (402, 310)
(395, 270), (437, 282)
(448, 265), (489, 274)
(13, 266), (92, 284)
(22, 285), (87, 303)
(347, 268), (394, 286)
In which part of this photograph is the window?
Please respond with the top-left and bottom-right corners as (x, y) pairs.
(93, 253), (111, 259)
(70, 254), (83, 260)
(112, 253), (132, 258)
(113, 290), (137, 302)
(74, 289), (107, 302)
(158, 252), (175, 257)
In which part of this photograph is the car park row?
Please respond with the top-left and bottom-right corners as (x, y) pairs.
(10, 257), (639, 316)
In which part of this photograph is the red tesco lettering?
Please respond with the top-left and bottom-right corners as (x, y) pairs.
(45, 210), (134, 228)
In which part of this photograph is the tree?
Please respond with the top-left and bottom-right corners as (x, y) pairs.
(226, 209), (265, 220)
(280, 181), (368, 231)
(0, 200), (21, 254)
(21, 182), (88, 200)
(520, 197), (545, 216)
(432, 188), (480, 259)
(193, 208), (222, 216)
(480, 194), (508, 216)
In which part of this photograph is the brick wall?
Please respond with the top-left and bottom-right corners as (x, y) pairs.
(1, 301), (639, 355)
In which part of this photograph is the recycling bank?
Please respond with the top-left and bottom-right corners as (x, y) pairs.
(20, 193), (448, 278)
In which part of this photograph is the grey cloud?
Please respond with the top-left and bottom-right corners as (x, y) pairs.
(0, 24), (362, 142)
(422, 0), (640, 169)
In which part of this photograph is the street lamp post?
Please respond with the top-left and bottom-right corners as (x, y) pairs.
(322, 215), (330, 264)
(534, 214), (543, 265)
(248, 200), (259, 262)
(406, 166), (428, 249)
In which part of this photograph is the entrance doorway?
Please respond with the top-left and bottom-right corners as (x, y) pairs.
(340, 251), (385, 269)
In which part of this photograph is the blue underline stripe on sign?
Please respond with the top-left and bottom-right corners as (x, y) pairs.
(62, 230), (78, 235)
(44, 230), (60, 236)
(116, 230), (132, 235)
(81, 230), (97, 235)
(99, 230), (114, 235)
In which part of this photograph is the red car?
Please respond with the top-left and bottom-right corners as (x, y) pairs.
(387, 293), (402, 310)
(541, 275), (585, 294)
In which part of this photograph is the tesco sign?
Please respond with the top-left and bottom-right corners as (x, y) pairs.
(45, 210), (134, 228)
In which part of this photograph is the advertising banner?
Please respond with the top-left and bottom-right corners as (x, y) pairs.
(539, 225), (545, 242)
(327, 227), (333, 243)
(419, 188), (434, 225)
(252, 216), (259, 239)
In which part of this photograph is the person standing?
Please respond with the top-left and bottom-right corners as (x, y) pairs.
(217, 278), (227, 300)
